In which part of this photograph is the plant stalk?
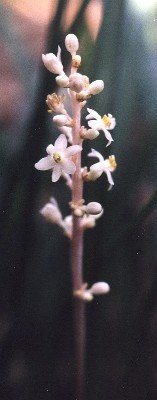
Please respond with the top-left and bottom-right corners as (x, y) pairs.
(71, 99), (85, 400)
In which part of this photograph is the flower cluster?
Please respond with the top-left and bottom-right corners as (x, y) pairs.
(35, 33), (117, 300)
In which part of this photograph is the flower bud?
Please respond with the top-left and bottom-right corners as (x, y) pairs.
(73, 289), (93, 302)
(55, 74), (69, 87)
(69, 73), (84, 93)
(53, 114), (73, 127)
(88, 164), (103, 181)
(40, 203), (62, 225)
(65, 34), (79, 55)
(87, 80), (104, 95)
(76, 90), (90, 102)
(42, 52), (63, 74)
(85, 202), (102, 215)
(72, 55), (81, 69)
(90, 282), (110, 295)
(83, 129), (99, 140)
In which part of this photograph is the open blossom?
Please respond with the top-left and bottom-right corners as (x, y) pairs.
(42, 46), (64, 75)
(35, 134), (82, 182)
(86, 107), (116, 147)
(88, 148), (117, 189)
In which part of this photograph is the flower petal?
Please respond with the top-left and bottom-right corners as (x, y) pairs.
(88, 120), (101, 130)
(86, 108), (101, 121)
(55, 134), (67, 150)
(108, 116), (116, 130)
(35, 156), (53, 170)
(102, 128), (114, 147)
(104, 167), (114, 186)
(52, 165), (62, 182)
(46, 144), (54, 155)
(88, 148), (104, 163)
(90, 162), (104, 178)
(62, 159), (76, 174)
(57, 45), (61, 61)
(66, 145), (82, 157)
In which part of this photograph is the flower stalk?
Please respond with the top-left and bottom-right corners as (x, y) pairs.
(35, 33), (117, 400)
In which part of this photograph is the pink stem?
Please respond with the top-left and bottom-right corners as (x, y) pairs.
(71, 99), (85, 399)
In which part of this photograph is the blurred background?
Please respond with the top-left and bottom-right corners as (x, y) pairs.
(0, 0), (157, 399)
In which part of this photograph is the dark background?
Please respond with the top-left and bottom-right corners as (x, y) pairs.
(1, 0), (157, 399)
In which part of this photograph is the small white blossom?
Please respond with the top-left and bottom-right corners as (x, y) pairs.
(86, 107), (116, 147)
(42, 46), (63, 75)
(88, 148), (117, 189)
(65, 34), (79, 56)
(35, 134), (82, 182)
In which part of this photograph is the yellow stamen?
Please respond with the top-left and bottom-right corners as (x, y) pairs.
(108, 155), (117, 170)
(102, 114), (112, 128)
(53, 152), (61, 163)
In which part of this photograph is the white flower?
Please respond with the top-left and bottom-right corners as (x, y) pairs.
(42, 46), (63, 75)
(35, 134), (82, 182)
(86, 107), (116, 147)
(88, 148), (117, 189)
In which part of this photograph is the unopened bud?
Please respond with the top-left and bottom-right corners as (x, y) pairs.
(53, 114), (73, 127)
(65, 34), (79, 55)
(90, 282), (110, 295)
(42, 52), (63, 75)
(87, 80), (104, 95)
(55, 74), (69, 87)
(73, 289), (93, 302)
(40, 203), (62, 225)
(82, 129), (99, 140)
(69, 73), (84, 93)
(85, 202), (102, 215)
(76, 90), (90, 102)
(89, 163), (103, 180)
